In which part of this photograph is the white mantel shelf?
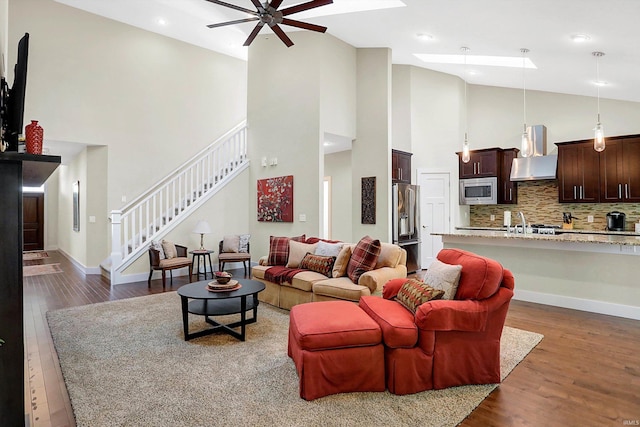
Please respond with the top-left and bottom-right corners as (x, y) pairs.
(433, 228), (640, 321)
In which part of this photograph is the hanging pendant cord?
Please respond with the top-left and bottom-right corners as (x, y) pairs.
(596, 55), (601, 122)
(521, 48), (528, 132)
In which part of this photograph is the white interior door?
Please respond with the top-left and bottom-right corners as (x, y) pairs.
(418, 172), (450, 268)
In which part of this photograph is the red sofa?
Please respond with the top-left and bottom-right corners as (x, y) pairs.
(359, 248), (514, 395)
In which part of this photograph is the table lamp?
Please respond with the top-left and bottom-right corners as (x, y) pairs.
(192, 220), (211, 250)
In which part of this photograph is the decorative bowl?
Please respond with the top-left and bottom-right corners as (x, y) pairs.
(215, 271), (232, 284)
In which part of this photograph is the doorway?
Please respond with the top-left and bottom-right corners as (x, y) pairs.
(417, 171), (450, 268)
(23, 192), (45, 251)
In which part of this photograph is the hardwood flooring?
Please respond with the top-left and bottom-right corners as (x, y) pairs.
(22, 251), (640, 426)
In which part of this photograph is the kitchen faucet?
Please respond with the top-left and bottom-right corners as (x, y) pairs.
(518, 211), (527, 234)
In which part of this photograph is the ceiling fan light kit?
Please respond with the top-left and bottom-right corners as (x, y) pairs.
(205, 0), (333, 47)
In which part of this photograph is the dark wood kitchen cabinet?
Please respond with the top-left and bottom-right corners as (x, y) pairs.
(392, 149), (412, 183)
(458, 148), (500, 179)
(599, 136), (640, 203)
(498, 148), (519, 204)
(556, 140), (600, 203)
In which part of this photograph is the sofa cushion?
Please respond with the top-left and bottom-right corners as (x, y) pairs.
(161, 240), (177, 259)
(347, 236), (381, 284)
(289, 301), (381, 351)
(268, 235), (306, 266)
(396, 279), (445, 313)
(158, 256), (191, 268)
(375, 243), (403, 269)
(251, 265), (268, 280)
(299, 253), (336, 278)
(332, 245), (352, 278)
(314, 241), (344, 257)
(222, 235), (240, 253)
(437, 248), (504, 300)
(313, 277), (371, 302)
(422, 259), (462, 300)
(286, 240), (317, 268)
(359, 296), (418, 348)
(290, 270), (328, 292)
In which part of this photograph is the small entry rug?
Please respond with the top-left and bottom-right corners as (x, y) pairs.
(47, 293), (543, 427)
(24, 263), (62, 277)
(23, 251), (49, 261)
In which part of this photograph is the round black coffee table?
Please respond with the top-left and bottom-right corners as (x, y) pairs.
(177, 279), (265, 341)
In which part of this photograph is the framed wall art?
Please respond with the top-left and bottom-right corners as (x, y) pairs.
(361, 176), (376, 224)
(257, 175), (294, 222)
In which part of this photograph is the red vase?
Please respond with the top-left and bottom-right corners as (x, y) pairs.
(25, 120), (44, 154)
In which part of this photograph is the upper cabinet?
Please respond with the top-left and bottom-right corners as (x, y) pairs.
(556, 134), (640, 203)
(498, 148), (519, 204)
(556, 141), (600, 203)
(392, 149), (412, 183)
(458, 148), (500, 179)
(599, 136), (640, 203)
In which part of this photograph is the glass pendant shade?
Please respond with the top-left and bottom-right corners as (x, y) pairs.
(521, 129), (533, 157)
(462, 136), (470, 163)
(594, 121), (605, 152)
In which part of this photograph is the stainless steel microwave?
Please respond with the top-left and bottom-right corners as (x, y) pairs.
(459, 177), (498, 205)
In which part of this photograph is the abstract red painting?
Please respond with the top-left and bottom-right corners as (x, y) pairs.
(257, 175), (294, 222)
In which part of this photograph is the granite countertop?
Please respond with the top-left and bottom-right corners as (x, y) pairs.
(435, 227), (640, 246)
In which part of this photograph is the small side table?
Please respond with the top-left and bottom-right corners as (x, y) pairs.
(190, 250), (214, 281)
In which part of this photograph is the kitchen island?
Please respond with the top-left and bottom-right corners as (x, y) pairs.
(432, 228), (640, 320)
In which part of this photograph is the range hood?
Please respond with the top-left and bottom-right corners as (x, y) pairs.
(510, 125), (558, 181)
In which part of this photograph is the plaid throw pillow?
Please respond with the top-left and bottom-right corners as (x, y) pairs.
(299, 253), (336, 277)
(267, 235), (306, 266)
(347, 236), (381, 283)
(396, 279), (445, 314)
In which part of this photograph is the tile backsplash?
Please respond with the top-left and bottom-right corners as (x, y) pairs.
(470, 181), (640, 231)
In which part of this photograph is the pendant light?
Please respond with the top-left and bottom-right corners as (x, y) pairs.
(592, 51), (606, 152)
(461, 47), (471, 163)
(520, 48), (533, 157)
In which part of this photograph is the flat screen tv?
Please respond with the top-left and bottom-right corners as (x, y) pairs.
(0, 32), (29, 152)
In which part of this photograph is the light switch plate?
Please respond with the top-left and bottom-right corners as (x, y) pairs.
(89, 216), (96, 223)
(299, 214), (306, 222)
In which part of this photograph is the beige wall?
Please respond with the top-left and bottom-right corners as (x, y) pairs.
(391, 64), (412, 153)
(324, 150), (352, 241)
(352, 48), (392, 243)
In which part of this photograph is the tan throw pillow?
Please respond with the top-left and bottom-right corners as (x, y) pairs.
(222, 235), (240, 253)
(423, 258), (463, 300)
(332, 245), (352, 278)
(161, 240), (177, 259)
(286, 240), (317, 268)
(396, 279), (445, 313)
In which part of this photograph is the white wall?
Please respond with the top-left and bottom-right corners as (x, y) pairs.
(392, 64), (412, 152)
(324, 150), (352, 241)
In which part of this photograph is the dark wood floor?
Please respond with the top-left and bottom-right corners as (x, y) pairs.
(23, 251), (640, 427)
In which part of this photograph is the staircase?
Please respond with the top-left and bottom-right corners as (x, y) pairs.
(108, 121), (248, 285)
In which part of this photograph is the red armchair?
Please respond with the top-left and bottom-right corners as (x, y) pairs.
(359, 248), (514, 395)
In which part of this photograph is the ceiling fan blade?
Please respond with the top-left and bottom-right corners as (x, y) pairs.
(281, 0), (333, 17)
(204, 0), (259, 16)
(269, 24), (294, 47)
(243, 23), (265, 46)
(249, 0), (266, 13)
(281, 18), (327, 33)
(269, 0), (284, 9)
(207, 17), (259, 29)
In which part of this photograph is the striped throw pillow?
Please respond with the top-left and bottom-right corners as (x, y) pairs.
(396, 279), (445, 314)
(299, 253), (336, 277)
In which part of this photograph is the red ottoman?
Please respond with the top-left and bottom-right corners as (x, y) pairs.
(288, 301), (385, 400)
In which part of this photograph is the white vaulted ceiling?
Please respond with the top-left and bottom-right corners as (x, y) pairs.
(54, 0), (640, 103)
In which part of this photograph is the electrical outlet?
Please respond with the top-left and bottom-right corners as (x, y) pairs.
(490, 214), (495, 221)
(587, 215), (594, 223)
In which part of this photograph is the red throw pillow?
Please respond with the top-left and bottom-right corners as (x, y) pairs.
(267, 235), (306, 266)
(347, 236), (381, 283)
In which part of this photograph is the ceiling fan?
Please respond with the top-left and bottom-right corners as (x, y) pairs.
(205, 0), (333, 47)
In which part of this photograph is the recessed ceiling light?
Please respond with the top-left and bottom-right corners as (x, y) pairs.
(414, 53), (537, 69)
(570, 34), (591, 43)
(593, 80), (608, 87)
(416, 33), (434, 41)
(156, 18), (167, 26)
(467, 70), (478, 76)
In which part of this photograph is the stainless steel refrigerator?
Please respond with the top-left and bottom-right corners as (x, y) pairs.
(392, 183), (421, 273)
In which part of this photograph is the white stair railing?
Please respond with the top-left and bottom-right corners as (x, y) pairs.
(109, 121), (248, 285)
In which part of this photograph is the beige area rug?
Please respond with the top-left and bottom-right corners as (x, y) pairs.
(23, 251), (49, 261)
(23, 263), (62, 277)
(47, 292), (543, 427)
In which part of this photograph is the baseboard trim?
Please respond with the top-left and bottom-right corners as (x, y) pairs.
(57, 249), (101, 275)
(114, 267), (191, 286)
(514, 289), (640, 321)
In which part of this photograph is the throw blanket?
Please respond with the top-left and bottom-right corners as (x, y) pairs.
(264, 266), (305, 285)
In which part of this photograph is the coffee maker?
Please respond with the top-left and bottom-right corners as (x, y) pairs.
(606, 211), (626, 231)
